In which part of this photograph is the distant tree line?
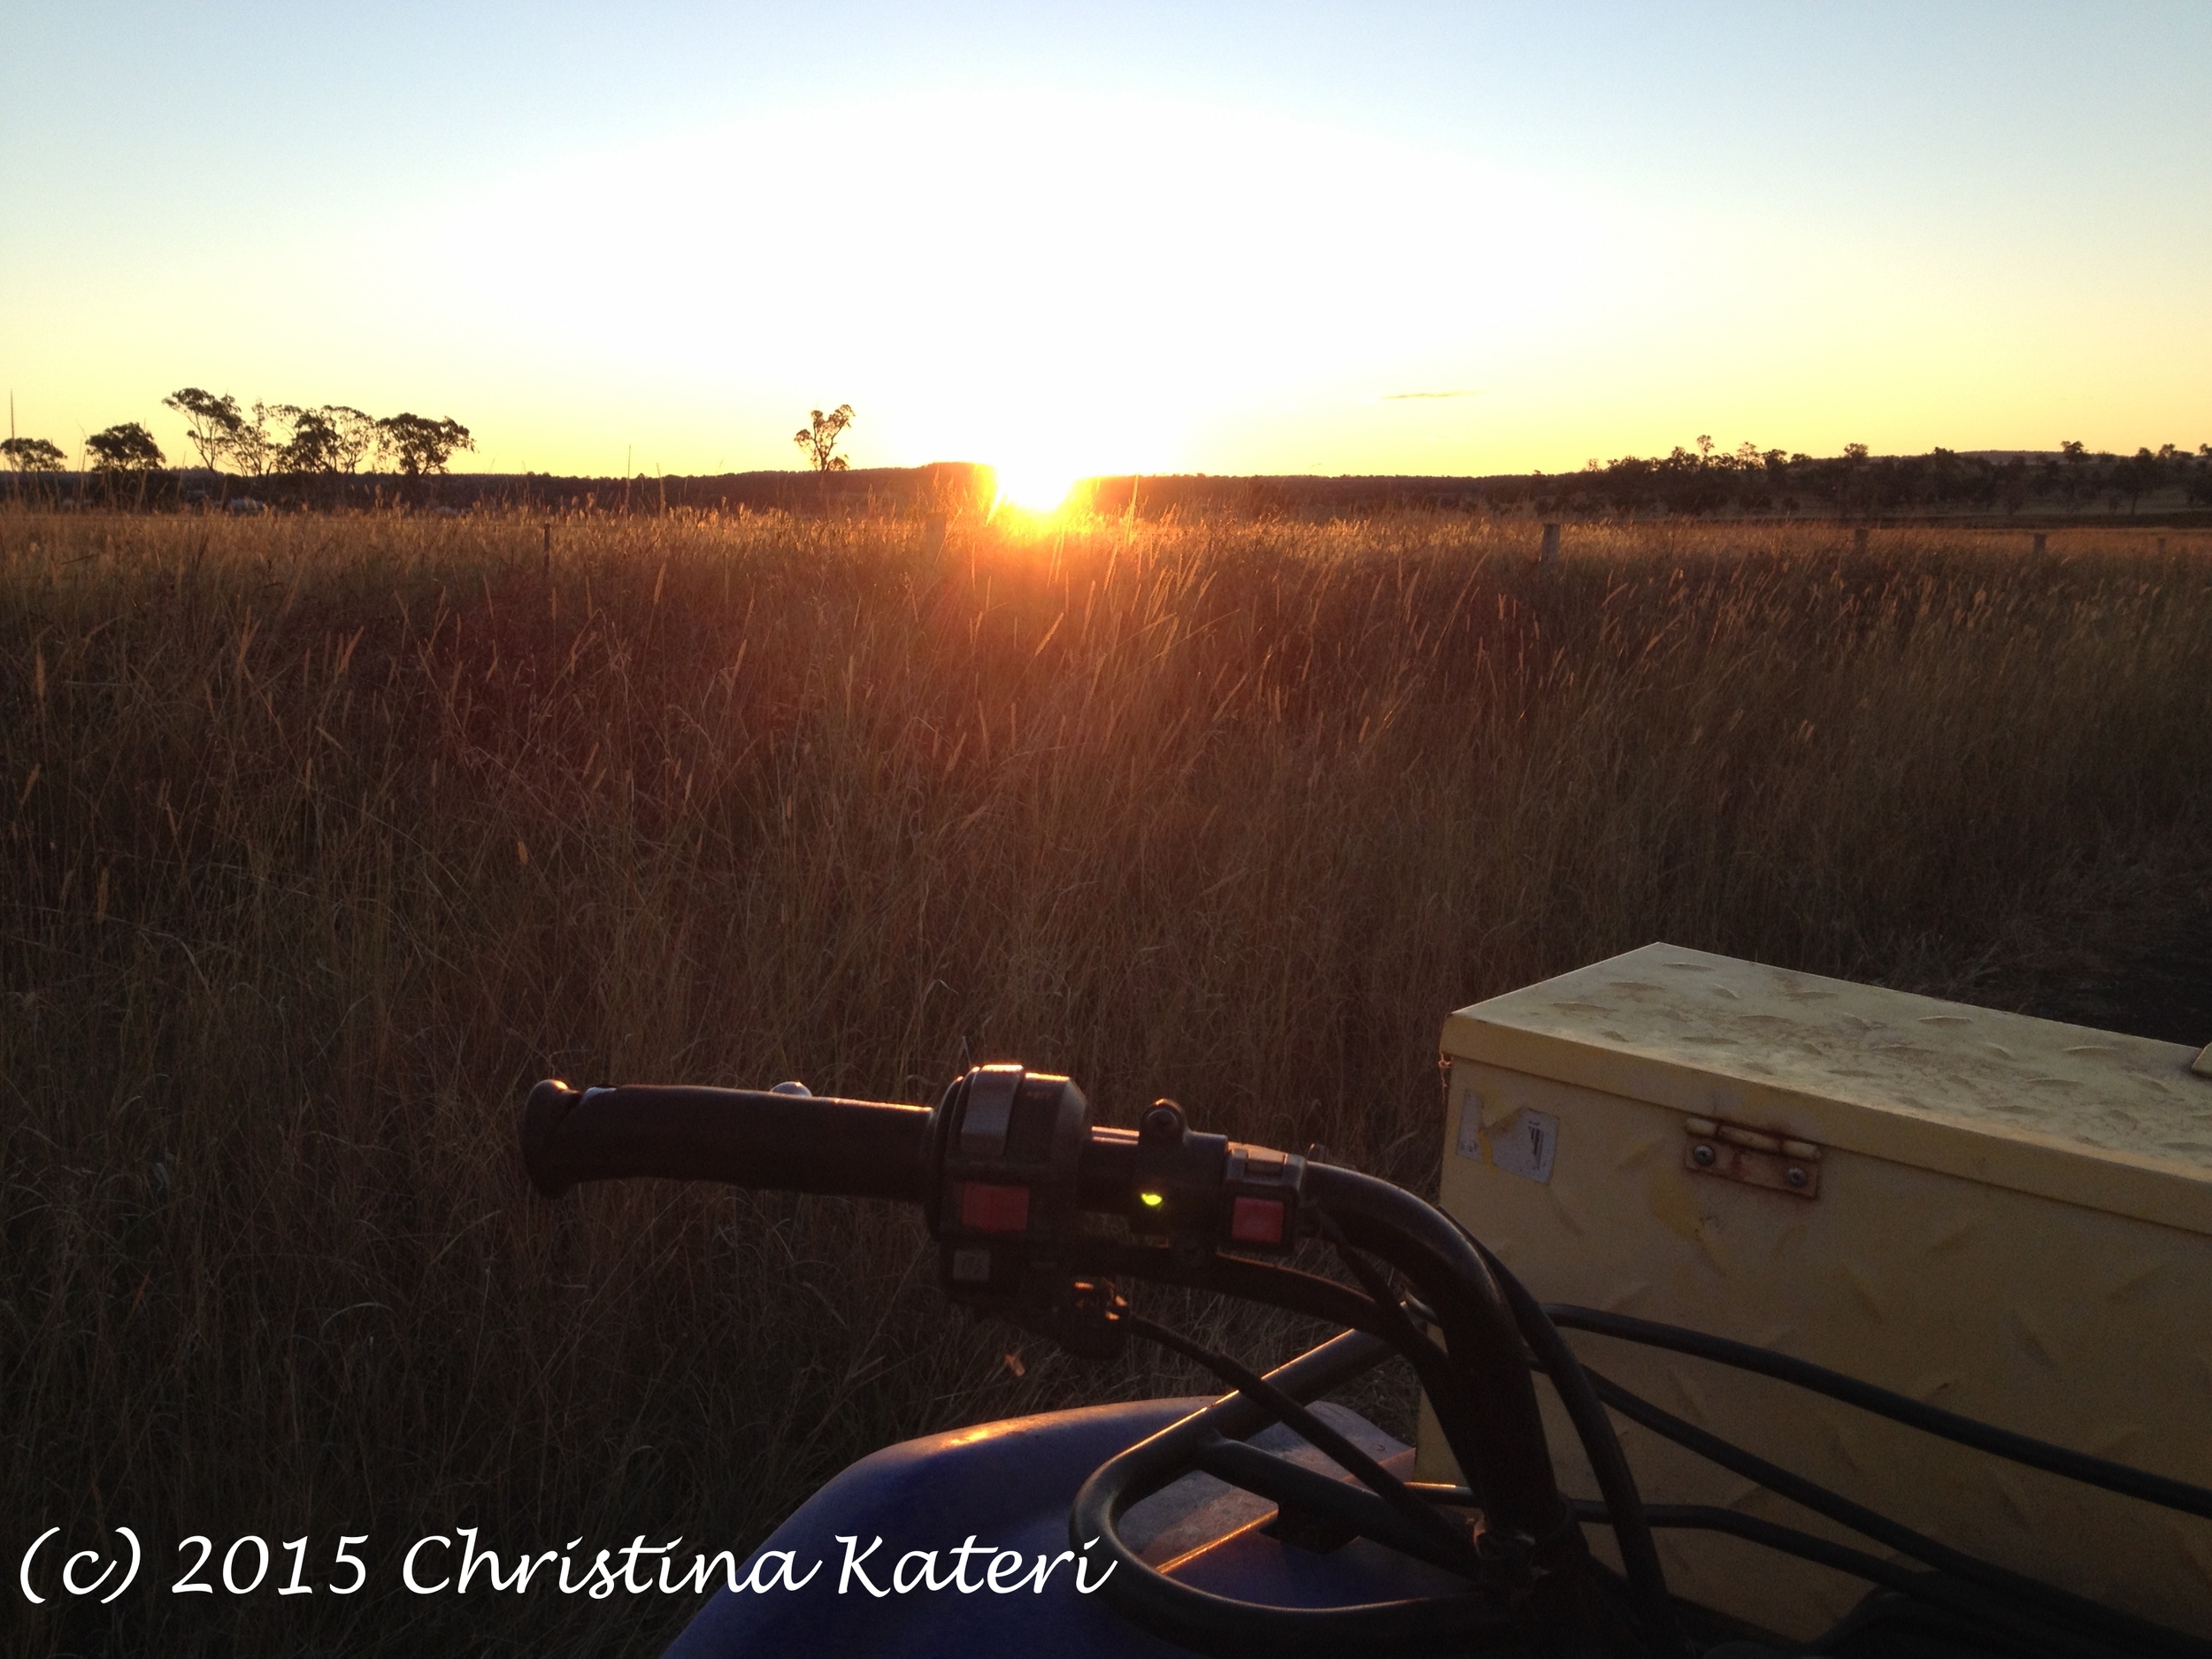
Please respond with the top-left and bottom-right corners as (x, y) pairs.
(8, 403), (2209, 522)
(1532, 435), (2212, 518)
(1, 389), (472, 481)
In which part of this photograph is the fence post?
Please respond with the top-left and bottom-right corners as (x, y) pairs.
(1852, 526), (1869, 555)
(2032, 532), (2047, 557)
(1539, 522), (1561, 566)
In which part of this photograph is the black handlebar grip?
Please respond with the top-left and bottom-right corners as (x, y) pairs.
(522, 1080), (935, 1202)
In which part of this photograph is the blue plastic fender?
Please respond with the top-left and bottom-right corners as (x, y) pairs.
(661, 1397), (1463, 1657)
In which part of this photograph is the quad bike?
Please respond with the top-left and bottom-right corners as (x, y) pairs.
(520, 1062), (2212, 1658)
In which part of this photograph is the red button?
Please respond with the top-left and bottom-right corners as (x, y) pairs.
(960, 1182), (1032, 1233)
(1230, 1197), (1284, 1245)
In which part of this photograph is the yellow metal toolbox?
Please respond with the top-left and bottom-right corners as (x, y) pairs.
(1418, 942), (2212, 1640)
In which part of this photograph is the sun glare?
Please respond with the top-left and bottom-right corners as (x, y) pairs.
(992, 460), (1083, 516)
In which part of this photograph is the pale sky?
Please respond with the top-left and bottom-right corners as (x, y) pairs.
(4, 2), (2208, 493)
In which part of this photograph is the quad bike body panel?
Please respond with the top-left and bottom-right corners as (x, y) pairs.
(662, 1397), (1457, 1657)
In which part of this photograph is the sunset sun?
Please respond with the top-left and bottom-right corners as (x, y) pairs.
(991, 457), (1084, 515)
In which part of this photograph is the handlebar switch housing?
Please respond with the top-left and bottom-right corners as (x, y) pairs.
(1129, 1100), (1308, 1262)
(1221, 1141), (1308, 1255)
(932, 1064), (1091, 1304)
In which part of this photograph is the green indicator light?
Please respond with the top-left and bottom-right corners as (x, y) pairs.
(1138, 1192), (1165, 1209)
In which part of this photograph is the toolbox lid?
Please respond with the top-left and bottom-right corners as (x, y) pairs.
(1443, 943), (2212, 1236)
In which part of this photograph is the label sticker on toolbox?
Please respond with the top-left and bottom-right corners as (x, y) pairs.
(1455, 1096), (1560, 1184)
(1491, 1110), (1560, 1183)
(1455, 1094), (1486, 1161)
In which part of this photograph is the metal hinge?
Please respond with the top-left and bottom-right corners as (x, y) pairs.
(1683, 1116), (1822, 1199)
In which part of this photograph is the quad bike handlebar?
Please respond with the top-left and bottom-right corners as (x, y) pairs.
(520, 1069), (1575, 1532)
(519, 1065), (2212, 1659)
(523, 1081), (936, 1202)
(521, 1066), (1680, 1655)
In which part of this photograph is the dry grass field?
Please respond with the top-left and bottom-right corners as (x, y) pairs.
(4, 505), (2209, 1655)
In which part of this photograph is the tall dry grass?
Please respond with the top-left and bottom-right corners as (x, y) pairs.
(4, 507), (2208, 1655)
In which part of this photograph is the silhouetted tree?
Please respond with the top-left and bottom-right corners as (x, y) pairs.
(86, 423), (165, 471)
(273, 404), (379, 473)
(2121, 448), (2163, 513)
(1, 436), (66, 472)
(272, 404), (324, 472)
(324, 406), (377, 472)
(275, 405), (336, 472)
(794, 404), (855, 472)
(374, 412), (473, 475)
(163, 388), (244, 471)
(226, 403), (284, 477)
